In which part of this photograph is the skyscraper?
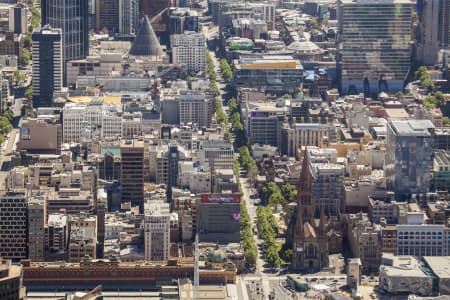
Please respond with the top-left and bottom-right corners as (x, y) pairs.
(120, 0), (139, 35)
(385, 120), (435, 200)
(28, 195), (45, 262)
(440, 0), (450, 49)
(417, 0), (441, 66)
(121, 140), (145, 210)
(417, 0), (450, 65)
(0, 191), (27, 260)
(337, 0), (413, 94)
(41, 0), (89, 82)
(32, 26), (63, 108)
(95, 0), (119, 33)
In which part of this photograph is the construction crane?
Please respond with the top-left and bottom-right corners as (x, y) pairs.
(150, 8), (169, 24)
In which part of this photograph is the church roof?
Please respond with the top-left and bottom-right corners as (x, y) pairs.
(304, 222), (316, 239)
(129, 16), (163, 56)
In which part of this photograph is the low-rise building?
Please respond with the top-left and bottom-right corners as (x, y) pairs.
(233, 55), (305, 94)
(379, 254), (433, 296)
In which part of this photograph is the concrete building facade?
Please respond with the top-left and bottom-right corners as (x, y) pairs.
(171, 32), (206, 73)
(0, 191), (27, 260)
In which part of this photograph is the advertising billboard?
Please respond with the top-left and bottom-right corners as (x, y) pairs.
(200, 194), (241, 204)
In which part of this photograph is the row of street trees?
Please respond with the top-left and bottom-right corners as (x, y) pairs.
(261, 181), (298, 208)
(219, 59), (233, 82)
(256, 206), (283, 268)
(206, 52), (220, 96)
(0, 109), (14, 143)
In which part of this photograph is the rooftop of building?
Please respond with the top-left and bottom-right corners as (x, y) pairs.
(120, 139), (145, 148)
(385, 108), (410, 120)
(237, 55), (303, 69)
(390, 120), (435, 137)
(340, 0), (413, 4)
(380, 254), (429, 278)
(423, 256), (450, 279)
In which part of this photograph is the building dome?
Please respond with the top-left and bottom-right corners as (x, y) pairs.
(287, 40), (321, 54)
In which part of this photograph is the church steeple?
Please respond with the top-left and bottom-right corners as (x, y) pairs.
(297, 148), (315, 223)
(318, 205), (327, 236)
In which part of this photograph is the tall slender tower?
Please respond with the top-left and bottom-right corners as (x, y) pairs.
(439, 0), (450, 49)
(416, 0), (441, 66)
(32, 26), (63, 108)
(41, 0), (89, 83)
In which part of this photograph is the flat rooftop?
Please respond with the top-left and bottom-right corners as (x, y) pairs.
(381, 256), (429, 278)
(390, 120), (434, 137)
(340, 0), (412, 4)
(423, 256), (450, 279)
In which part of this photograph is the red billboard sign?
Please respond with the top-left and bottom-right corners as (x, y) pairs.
(201, 194), (241, 204)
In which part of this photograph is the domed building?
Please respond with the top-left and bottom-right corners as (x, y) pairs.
(287, 39), (323, 61)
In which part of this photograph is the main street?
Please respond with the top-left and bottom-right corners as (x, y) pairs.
(0, 97), (23, 190)
(202, 21), (295, 300)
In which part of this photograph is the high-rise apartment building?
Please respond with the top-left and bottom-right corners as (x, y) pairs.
(0, 191), (27, 259)
(337, 0), (413, 94)
(41, 0), (89, 82)
(28, 195), (46, 262)
(31, 26), (63, 108)
(9, 4), (27, 34)
(171, 32), (206, 73)
(385, 120), (435, 200)
(121, 140), (145, 210)
(144, 202), (171, 261)
(179, 93), (210, 128)
(305, 147), (345, 216)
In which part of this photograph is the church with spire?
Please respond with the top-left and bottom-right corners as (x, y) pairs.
(291, 148), (329, 272)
